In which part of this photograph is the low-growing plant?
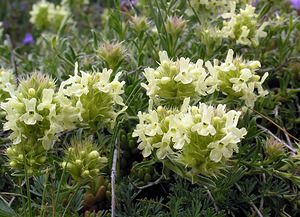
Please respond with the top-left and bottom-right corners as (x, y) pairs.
(0, 0), (300, 216)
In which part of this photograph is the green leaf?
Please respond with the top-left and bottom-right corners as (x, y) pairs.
(0, 200), (17, 217)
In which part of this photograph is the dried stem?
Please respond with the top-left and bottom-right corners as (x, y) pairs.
(134, 175), (164, 190)
(257, 124), (296, 153)
(251, 108), (300, 143)
(111, 141), (118, 217)
(235, 183), (263, 217)
(204, 186), (219, 212)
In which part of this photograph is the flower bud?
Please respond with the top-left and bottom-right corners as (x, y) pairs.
(265, 138), (285, 159)
(161, 77), (171, 84)
(37, 156), (47, 163)
(75, 159), (82, 165)
(61, 161), (67, 168)
(130, 16), (149, 33)
(96, 42), (126, 70)
(28, 88), (36, 96)
(82, 170), (90, 177)
(6, 147), (14, 156)
(165, 16), (186, 37)
(88, 150), (100, 159)
(9, 161), (18, 168)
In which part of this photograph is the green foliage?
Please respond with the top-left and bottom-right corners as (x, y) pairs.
(0, 0), (300, 216)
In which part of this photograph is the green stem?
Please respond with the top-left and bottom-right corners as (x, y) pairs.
(19, 178), (25, 216)
(54, 156), (70, 216)
(40, 171), (49, 217)
(21, 144), (32, 217)
(61, 185), (79, 217)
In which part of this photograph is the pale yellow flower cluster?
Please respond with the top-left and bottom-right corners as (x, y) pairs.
(1, 64), (126, 174)
(30, 0), (71, 31)
(188, 0), (238, 15)
(59, 63), (127, 129)
(133, 98), (247, 175)
(1, 75), (78, 150)
(221, 4), (268, 46)
(142, 51), (218, 104)
(143, 49), (268, 108)
(209, 49), (269, 108)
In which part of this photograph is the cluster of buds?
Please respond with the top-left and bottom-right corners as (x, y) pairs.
(6, 143), (46, 175)
(30, 0), (71, 31)
(133, 98), (247, 176)
(221, 4), (268, 46)
(61, 139), (107, 181)
(1, 74), (78, 173)
(142, 51), (217, 105)
(209, 49), (269, 108)
(58, 63), (126, 129)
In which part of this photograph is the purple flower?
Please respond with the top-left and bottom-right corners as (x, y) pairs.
(290, 0), (300, 10)
(22, 33), (34, 45)
(120, 0), (137, 11)
(252, 0), (260, 7)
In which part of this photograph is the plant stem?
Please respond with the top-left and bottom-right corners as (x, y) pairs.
(40, 171), (49, 217)
(61, 185), (79, 217)
(54, 156), (70, 216)
(21, 144), (32, 217)
(111, 141), (118, 217)
(235, 183), (263, 217)
(251, 108), (300, 143)
(205, 186), (219, 212)
(257, 124), (296, 152)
